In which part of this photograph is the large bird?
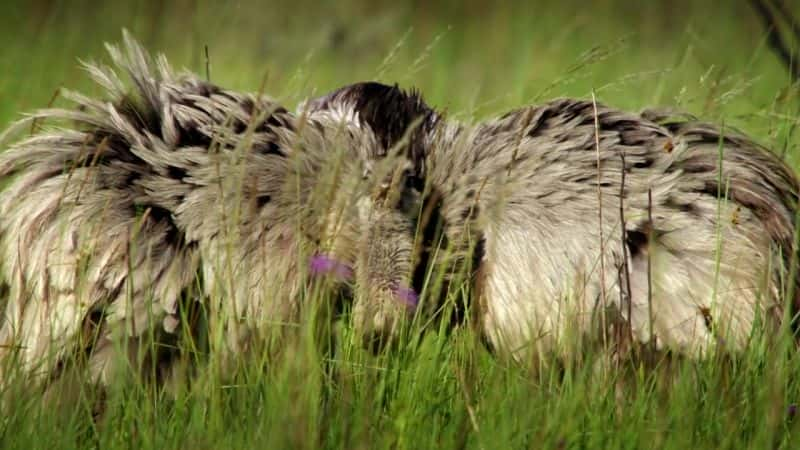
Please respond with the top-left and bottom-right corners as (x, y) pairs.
(320, 83), (800, 360)
(0, 33), (421, 389)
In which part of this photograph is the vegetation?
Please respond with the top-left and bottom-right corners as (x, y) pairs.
(0, 0), (798, 448)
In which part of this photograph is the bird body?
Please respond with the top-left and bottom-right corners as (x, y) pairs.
(317, 83), (798, 360)
(424, 100), (797, 359)
(0, 34), (419, 387)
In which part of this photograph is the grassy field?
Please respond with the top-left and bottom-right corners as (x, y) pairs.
(1, 0), (800, 448)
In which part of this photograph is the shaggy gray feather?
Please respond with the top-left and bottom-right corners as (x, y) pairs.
(315, 84), (799, 360)
(2, 34), (796, 392)
(428, 100), (797, 359)
(0, 33), (418, 387)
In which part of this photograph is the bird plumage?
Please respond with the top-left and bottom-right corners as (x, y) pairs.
(0, 33), (420, 387)
(427, 100), (797, 359)
(1, 35), (797, 393)
(319, 84), (799, 360)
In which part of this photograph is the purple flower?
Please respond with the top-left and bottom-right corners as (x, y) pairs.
(309, 254), (353, 280)
(789, 404), (797, 420)
(308, 255), (418, 309)
(392, 284), (419, 309)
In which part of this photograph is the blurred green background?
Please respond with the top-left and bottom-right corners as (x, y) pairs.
(1, 0), (797, 153)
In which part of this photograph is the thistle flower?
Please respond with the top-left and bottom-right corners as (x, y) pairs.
(309, 254), (354, 280)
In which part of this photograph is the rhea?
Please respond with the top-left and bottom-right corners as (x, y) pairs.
(320, 83), (799, 360)
(0, 34), (420, 389)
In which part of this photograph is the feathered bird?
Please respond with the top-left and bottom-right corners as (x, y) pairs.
(430, 101), (798, 360)
(0, 34), (421, 389)
(317, 83), (800, 360)
(2, 33), (795, 394)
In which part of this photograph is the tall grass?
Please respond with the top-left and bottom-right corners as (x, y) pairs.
(1, 1), (799, 449)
